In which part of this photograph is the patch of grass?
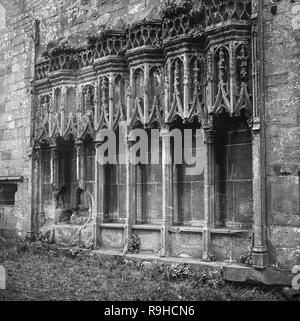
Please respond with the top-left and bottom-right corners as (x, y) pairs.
(0, 243), (293, 301)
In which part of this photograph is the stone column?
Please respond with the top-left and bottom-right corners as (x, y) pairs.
(29, 146), (42, 238)
(251, 0), (268, 268)
(50, 143), (59, 191)
(203, 126), (216, 260)
(75, 140), (85, 190)
(136, 164), (145, 224)
(144, 63), (149, 124)
(124, 133), (136, 253)
(94, 142), (105, 248)
(183, 53), (189, 119)
(173, 164), (179, 225)
(252, 122), (268, 268)
(160, 127), (173, 256)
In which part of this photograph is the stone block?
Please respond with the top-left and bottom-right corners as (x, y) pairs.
(211, 235), (251, 261)
(54, 225), (81, 245)
(133, 229), (160, 253)
(169, 231), (203, 259)
(101, 227), (124, 250)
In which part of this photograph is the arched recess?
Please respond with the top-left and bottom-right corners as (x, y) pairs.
(55, 136), (76, 224)
(53, 87), (62, 113)
(170, 118), (204, 226)
(82, 84), (95, 113)
(66, 87), (76, 116)
(103, 129), (126, 223)
(133, 122), (163, 225)
(149, 66), (163, 110)
(133, 68), (144, 102)
(114, 74), (126, 123)
(214, 112), (253, 229)
(170, 57), (184, 112)
(98, 76), (109, 127)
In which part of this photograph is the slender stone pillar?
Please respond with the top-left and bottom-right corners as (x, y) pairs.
(203, 126), (216, 260)
(50, 143), (59, 191)
(173, 164), (179, 225)
(160, 127), (173, 256)
(136, 164), (145, 224)
(94, 142), (105, 248)
(252, 123), (268, 268)
(37, 146), (45, 227)
(251, 0), (268, 268)
(75, 140), (85, 189)
(29, 146), (43, 238)
(124, 133), (136, 253)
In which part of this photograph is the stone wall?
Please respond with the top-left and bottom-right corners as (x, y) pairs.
(0, 0), (163, 238)
(264, 0), (300, 269)
(0, 0), (300, 274)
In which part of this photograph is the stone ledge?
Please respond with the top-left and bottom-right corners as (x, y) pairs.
(92, 250), (293, 285)
(223, 263), (293, 286)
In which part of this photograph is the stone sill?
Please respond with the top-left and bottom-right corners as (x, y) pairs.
(169, 227), (251, 235)
(169, 226), (204, 233)
(98, 224), (251, 235)
(100, 223), (125, 229)
(132, 225), (162, 231)
(211, 228), (251, 236)
(0, 176), (23, 182)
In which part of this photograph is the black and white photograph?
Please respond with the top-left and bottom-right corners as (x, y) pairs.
(0, 0), (300, 309)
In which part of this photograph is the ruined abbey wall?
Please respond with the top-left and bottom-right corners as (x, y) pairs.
(0, 0), (162, 238)
(264, 1), (300, 269)
(0, 0), (300, 282)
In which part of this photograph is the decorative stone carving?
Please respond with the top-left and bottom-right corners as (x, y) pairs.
(126, 21), (162, 50)
(203, 0), (252, 27)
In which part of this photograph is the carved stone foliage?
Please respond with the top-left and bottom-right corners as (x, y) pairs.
(34, 0), (254, 146)
(96, 74), (126, 131)
(203, 0), (252, 27)
(166, 54), (206, 124)
(129, 65), (163, 128)
(126, 21), (162, 50)
(36, 94), (51, 140)
(161, 0), (205, 40)
(92, 31), (125, 59)
(82, 84), (95, 113)
(209, 42), (252, 117)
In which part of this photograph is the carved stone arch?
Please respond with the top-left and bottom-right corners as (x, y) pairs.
(133, 67), (144, 102)
(214, 45), (230, 86)
(211, 45), (231, 115)
(53, 87), (62, 114)
(63, 131), (76, 143)
(167, 56), (184, 122)
(234, 42), (252, 118)
(148, 65), (163, 126)
(235, 42), (251, 88)
(82, 83), (95, 113)
(74, 187), (94, 223)
(98, 75), (110, 129)
(66, 86), (76, 115)
(113, 73), (126, 124)
(188, 55), (202, 102)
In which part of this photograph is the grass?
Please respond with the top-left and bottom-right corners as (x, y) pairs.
(0, 243), (295, 301)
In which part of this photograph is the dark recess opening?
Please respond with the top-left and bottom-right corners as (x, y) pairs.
(0, 183), (18, 205)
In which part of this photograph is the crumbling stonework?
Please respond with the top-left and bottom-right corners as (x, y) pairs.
(0, 0), (299, 285)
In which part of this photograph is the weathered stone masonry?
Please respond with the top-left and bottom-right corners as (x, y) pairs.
(0, 0), (299, 284)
